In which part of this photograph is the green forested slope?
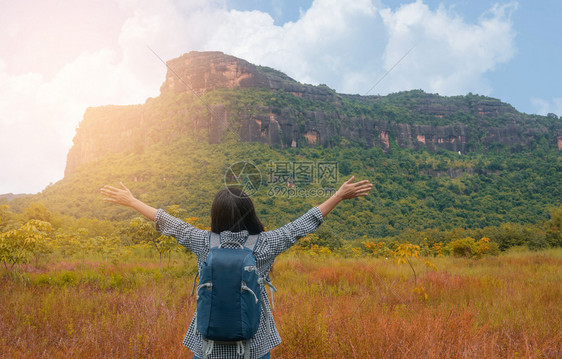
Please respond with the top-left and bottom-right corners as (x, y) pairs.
(8, 134), (559, 241)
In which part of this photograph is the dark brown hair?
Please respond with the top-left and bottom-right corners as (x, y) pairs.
(210, 187), (264, 235)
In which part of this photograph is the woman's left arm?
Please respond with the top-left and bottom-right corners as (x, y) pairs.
(100, 182), (157, 221)
(100, 182), (206, 252)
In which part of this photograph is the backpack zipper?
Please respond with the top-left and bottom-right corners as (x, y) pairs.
(244, 266), (257, 273)
(196, 282), (212, 300)
(241, 282), (259, 303)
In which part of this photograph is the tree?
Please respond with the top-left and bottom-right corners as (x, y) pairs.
(129, 217), (179, 268)
(90, 236), (123, 264)
(23, 202), (52, 223)
(394, 242), (421, 285)
(0, 204), (18, 231)
(545, 206), (562, 247)
(23, 220), (54, 267)
(0, 231), (31, 273)
(0, 220), (53, 272)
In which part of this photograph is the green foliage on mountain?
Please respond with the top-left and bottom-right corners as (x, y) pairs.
(206, 87), (560, 130)
(5, 133), (560, 241)
(1, 84), (560, 250)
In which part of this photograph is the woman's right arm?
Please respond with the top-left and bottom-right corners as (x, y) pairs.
(264, 176), (372, 257)
(317, 176), (373, 217)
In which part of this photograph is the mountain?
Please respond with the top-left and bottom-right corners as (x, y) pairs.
(6, 51), (560, 239)
(0, 193), (30, 202)
(64, 51), (561, 176)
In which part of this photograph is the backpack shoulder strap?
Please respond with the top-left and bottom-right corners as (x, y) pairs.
(244, 234), (260, 252)
(209, 232), (221, 248)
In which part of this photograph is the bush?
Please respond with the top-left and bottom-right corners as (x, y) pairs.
(448, 237), (500, 258)
(448, 237), (478, 258)
(527, 233), (550, 251)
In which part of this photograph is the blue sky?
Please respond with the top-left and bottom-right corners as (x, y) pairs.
(0, 0), (560, 194)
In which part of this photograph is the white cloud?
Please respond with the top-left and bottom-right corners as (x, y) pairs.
(0, 11), (160, 193)
(531, 97), (562, 116)
(0, 0), (519, 194)
(0, 69), (67, 193)
(196, 0), (517, 96)
(377, 1), (517, 96)
(0, 48), (154, 193)
(205, 0), (385, 92)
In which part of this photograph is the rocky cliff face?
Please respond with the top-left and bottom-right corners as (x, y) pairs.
(65, 51), (561, 176)
(161, 51), (337, 102)
(65, 105), (143, 176)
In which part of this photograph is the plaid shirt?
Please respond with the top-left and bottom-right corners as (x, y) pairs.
(154, 207), (324, 359)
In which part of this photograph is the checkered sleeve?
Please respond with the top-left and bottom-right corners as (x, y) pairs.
(154, 208), (208, 254)
(263, 206), (324, 257)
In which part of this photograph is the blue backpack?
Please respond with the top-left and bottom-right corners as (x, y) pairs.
(193, 232), (265, 359)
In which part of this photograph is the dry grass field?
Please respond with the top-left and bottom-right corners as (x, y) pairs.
(1, 248), (561, 358)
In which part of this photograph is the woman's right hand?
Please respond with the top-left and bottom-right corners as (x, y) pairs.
(318, 176), (372, 218)
(334, 176), (373, 200)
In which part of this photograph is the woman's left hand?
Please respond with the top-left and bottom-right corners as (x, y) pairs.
(100, 182), (136, 207)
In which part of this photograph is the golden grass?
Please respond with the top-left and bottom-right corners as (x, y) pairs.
(1, 249), (561, 358)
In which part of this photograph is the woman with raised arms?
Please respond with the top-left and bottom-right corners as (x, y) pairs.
(101, 176), (372, 359)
